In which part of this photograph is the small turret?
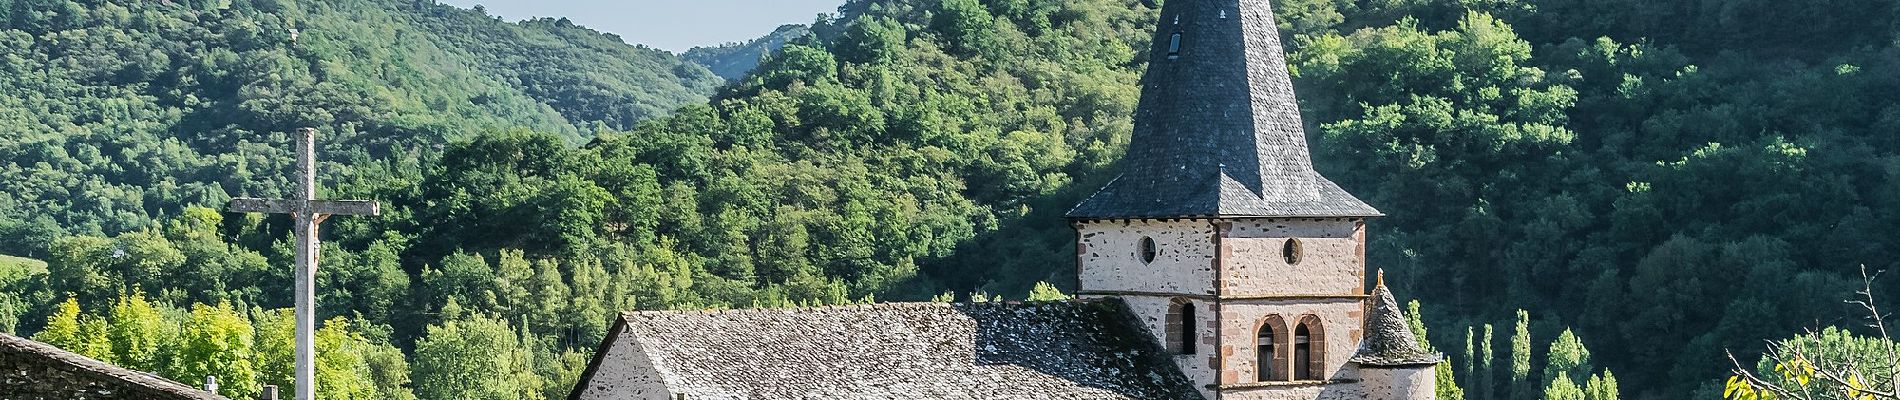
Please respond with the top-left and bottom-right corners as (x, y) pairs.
(1353, 271), (1440, 400)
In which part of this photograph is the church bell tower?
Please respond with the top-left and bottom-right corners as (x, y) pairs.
(1068, 0), (1437, 399)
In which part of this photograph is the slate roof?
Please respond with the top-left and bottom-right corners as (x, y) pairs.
(1069, 0), (1380, 219)
(1350, 276), (1441, 367)
(0, 333), (227, 400)
(573, 300), (1203, 400)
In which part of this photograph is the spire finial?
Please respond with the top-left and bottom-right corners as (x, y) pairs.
(1376, 269), (1386, 288)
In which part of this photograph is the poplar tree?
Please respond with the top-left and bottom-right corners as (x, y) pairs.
(1544, 372), (1585, 400)
(1462, 326), (1475, 394)
(1542, 329), (1592, 388)
(1583, 371), (1619, 400)
(1405, 301), (1464, 400)
(1511, 310), (1533, 399)
(1478, 324), (1494, 400)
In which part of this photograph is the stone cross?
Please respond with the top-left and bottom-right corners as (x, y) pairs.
(227, 128), (379, 400)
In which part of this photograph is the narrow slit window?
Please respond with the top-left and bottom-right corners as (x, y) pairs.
(1180, 302), (1197, 354)
(1167, 33), (1182, 60)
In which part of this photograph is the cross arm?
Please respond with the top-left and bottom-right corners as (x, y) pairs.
(228, 198), (382, 216)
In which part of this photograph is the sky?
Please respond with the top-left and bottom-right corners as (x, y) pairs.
(434, 0), (841, 52)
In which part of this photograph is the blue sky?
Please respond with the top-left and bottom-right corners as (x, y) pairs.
(435, 0), (841, 52)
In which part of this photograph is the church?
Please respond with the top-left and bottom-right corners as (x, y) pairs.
(567, 0), (1439, 398)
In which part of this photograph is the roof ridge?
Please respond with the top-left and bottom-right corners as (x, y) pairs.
(617, 300), (1115, 319)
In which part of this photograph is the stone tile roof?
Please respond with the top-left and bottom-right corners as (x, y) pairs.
(0, 333), (227, 400)
(1068, 0), (1380, 219)
(576, 300), (1204, 399)
(1350, 277), (1441, 368)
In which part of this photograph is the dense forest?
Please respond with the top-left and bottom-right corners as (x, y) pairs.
(685, 24), (814, 81)
(1, 0), (1897, 399)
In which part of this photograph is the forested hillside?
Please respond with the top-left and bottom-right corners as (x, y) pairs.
(0, 0), (718, 241)
(685, 24), (812, 80)
(2, 0), (1897, 399)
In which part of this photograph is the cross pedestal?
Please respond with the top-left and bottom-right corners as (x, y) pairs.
(227, 128), (379, 400)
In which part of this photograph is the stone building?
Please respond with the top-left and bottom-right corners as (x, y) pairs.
(1, 333), (227, 400)
(569, 0), (1438, 398)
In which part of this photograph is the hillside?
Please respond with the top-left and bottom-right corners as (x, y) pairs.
(0, 0), (718, 241)
(685, 24), (812, 80)
(1, 0), (1897, 399)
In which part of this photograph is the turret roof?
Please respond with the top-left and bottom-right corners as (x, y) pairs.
(1351, 272), (1442, 367)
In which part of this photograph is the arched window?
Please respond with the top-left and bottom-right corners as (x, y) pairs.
(1255, 315), (1288, 382)
(1139, 237), (1158, 264)
(1294, 315), (1326, 380)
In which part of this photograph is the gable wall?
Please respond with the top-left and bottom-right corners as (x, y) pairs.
(573, 323), (673, 400)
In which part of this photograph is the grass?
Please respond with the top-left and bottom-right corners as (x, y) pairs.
(0, 254), (47, 284)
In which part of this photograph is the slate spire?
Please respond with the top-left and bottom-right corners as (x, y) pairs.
(1068, 0), (1379, 219)
(1351, 271), (1441, 367)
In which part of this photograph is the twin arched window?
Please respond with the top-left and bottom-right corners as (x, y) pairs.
(1256, 315), (1325, 382)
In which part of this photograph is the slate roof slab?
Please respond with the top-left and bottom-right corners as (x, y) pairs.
(0, 333), (227, 400)
(571, 300), (1204, 400)
(1069, 0), (1380, 219)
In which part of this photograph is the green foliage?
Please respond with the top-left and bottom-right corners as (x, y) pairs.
(1728, 328), (1895, 400)
(1478, 325), (1495, 400)
(1545, 373), (1585, 400)
(411, 313), (540, 400)
(0, 254), (45, 333)
(686, 25), (812, 80)
(1025, 281), (1071, 301)
(1543, 329), (1592, 388)
(1409, 301), (1464, 400)
(105, 290), (164, 371)
(932, 0), (1001, 57)
(1512, 310), (1532, 399)
(1584, 372), (1619, 400)
(167, 302), (260, 399)
(0, 0), (718, 244)
(33, 297), (108, 360)
(5, 0), (1894, 397)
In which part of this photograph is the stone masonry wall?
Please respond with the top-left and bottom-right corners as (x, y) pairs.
(1077, 220), (1217, 295)
(1359, 367), (1435, 400)
(1077, 219), (1224, 400)
(574, 322), (673, 400)
(1220, 218), (1364, 297)
(1216, 299), (1364, 385)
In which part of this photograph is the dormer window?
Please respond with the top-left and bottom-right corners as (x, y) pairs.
(1167, 33), (1182, 60)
